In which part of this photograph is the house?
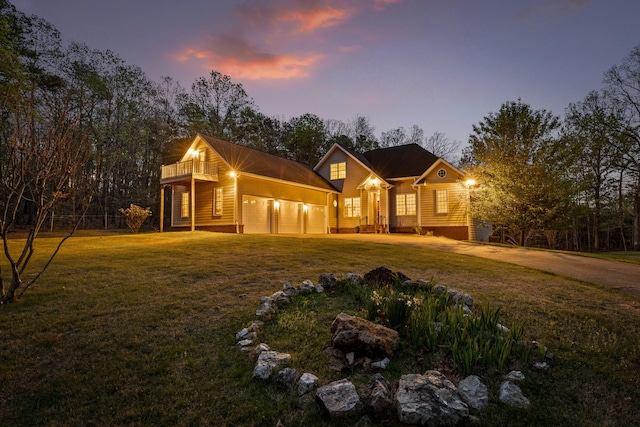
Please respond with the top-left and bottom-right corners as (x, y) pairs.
(160, 134), (473, 239)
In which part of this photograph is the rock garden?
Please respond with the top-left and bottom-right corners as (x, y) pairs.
(235, 267), (552, 426)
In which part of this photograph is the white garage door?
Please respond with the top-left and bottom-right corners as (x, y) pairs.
(278, 201), (302, 234)
(242, 196), (272, 234)
(306, 205), (326, 234)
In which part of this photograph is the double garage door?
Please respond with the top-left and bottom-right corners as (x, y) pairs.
(242, 196), (326, 234)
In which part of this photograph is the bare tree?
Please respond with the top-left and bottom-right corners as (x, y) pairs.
(423, 131), (462, 163)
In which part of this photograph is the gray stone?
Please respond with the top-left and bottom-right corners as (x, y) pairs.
(505, 370), (525, 383)
(359, 373), (394, 416)
(256, 296), (275, 319)
(248, 320), (264, 332)
(253, 351), (291, 380)
(318, 273), (337, 289)
(433, 285), (448, 294)
(235, 328), (250, 341)
(533, 361), (550, 371)
(499, 381), (530, 408)
(396, 371), (469, 426)
(300, 279), (315, 294)
(458, 375), (489, 411)
(315, 284), (325, 293)
(298, 372), (319, 396)
(270, 290), (291, 305)
(331, 312), (400, 359)
(342, 273), (364, 285)
(316, 379), (362, 419)
(282, 282), (299, 297)
(371, 357), (390, 371)
(277, 367), (297, 386)
(346, 352), (355, 365)
(237, 339), (254, 349)
(254, 343), (270, 355)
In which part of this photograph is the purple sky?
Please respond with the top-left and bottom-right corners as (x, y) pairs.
(11, 0), (640, 147)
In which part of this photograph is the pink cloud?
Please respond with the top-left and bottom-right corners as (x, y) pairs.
(171, 0), (404, 81)
(173, 35), (324, 80)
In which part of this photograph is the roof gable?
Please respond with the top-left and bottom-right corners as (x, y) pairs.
(363, 143), (439, 179)
(198, 134), (336, 192)
(314, 143), (373, 172)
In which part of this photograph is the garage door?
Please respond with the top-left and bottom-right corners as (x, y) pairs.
(278, 201), (302, 234)
(306, 204), (326, 234)
(242, 196), (272, 234)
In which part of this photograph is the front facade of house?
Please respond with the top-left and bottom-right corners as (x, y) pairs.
(160, 134), (473, 239)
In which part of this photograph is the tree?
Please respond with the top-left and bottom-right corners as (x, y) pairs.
(178, 70), (254, 141)
(466, 100), (576, 246)
(564, 91), (623, 250)
(603, 45), (640, 250)
(283, 113), (328, 165)
(350, 115), (378, 152)
(1, 3), (93, 302)
(423, 131), (462, 163)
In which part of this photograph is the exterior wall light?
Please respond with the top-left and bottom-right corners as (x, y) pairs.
(274, 201), (280, 209)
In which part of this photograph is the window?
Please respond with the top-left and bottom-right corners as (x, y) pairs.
(181, 192), (190, 218)
(435, 189), (448, 214)
(330, 162), (346, 180)
(213, 187), (223, 216)
(437, 168), (447, 178)
(396, 193), (416, 216)
(344, 197), (360, 217)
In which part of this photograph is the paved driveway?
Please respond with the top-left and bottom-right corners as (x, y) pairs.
(312, 234), (640, 298)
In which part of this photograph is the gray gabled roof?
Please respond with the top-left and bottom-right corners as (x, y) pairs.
(363, 143), (439, 179)
(199, 134), (336, 192)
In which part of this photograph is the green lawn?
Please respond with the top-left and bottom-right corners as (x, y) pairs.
(1, 231), (638, 426)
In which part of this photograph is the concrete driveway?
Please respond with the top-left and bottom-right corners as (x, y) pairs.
(313, 234), (640, 298)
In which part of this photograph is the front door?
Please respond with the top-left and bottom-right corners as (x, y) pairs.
(369, 190), (380, 225)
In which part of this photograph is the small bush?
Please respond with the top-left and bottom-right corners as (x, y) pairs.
(119, 204), (152, 234)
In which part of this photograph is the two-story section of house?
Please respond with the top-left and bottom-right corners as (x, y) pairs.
(314, 143), (472, 239)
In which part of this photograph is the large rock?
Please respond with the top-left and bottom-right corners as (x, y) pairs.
(316, 379), (362, 419)
(318, 273), (338, 289)
(331, 312), (400, 359)
(253, 351), (291, 380)
(396, 370), (469, 426)
(363, 267), (409, 286)
(458, 375), (489, 411)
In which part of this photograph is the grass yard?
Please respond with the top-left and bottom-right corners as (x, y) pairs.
(1, 231), (638, 426)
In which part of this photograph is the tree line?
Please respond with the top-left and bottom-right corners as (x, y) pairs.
(463, 48), (640, 251)
(2, 0), (639, 256)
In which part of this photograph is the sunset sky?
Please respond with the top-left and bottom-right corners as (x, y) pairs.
(11, 0), (640, 148)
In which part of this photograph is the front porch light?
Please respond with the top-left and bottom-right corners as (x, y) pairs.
(465, 179), (476, 186)
(303, 204), (308, 213)
(274, 201), (280, 209)
(229, 170), (237, 178)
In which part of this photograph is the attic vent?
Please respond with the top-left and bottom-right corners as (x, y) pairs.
(437, 169), (447, 178)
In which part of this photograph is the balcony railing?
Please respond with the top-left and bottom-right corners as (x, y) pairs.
(161, 160), (218, 183)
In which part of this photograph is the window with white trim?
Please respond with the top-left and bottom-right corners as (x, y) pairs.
(435, 189), (448, 214)
(181, 192), (190, 218)
(396, 193), (416, 216)
(344, 197), (360, 217)
(330, 162), (346, 180)
(213, 187), (223, 216)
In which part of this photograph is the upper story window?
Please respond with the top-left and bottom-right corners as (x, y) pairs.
(330, 162), (346, 180)
(437, 168), (447, 178)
